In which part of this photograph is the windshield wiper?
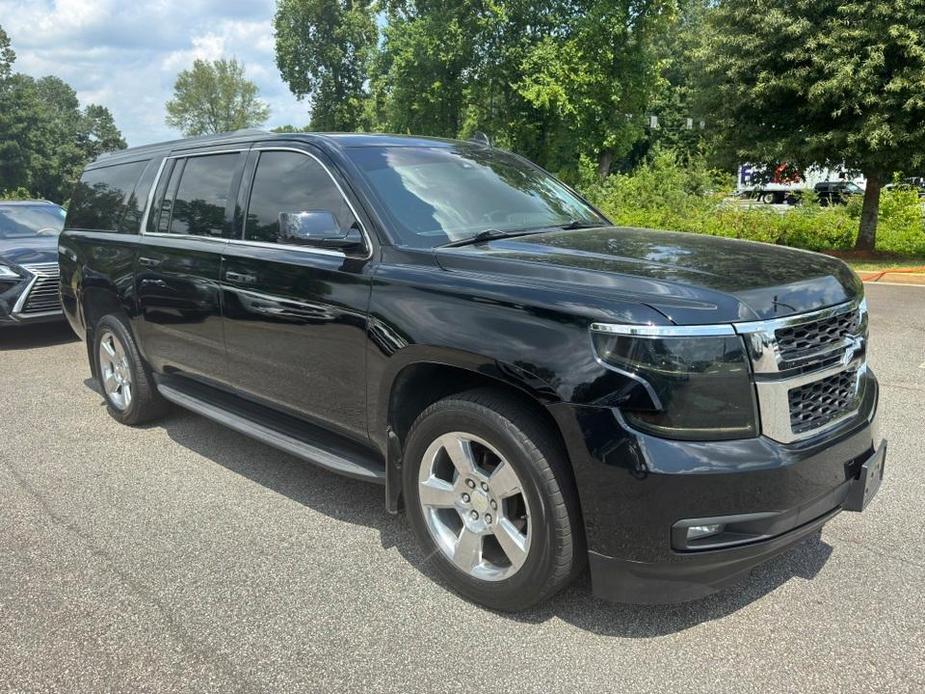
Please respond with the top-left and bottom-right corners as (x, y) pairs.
(559, 219), (608, 230)
(441, 228), (526, 248)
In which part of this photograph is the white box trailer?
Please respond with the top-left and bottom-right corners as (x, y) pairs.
(737, 164), (866, 204)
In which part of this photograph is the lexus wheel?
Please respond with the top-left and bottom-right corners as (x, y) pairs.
(403, 388), (583, 610)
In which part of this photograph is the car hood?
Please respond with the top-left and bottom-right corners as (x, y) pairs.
(0, 235), (60, 267)
(434, 226), (862, 324)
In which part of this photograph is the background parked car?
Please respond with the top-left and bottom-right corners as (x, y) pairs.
(814, 181), (865, 206)
(884, 177), (925, 198)
(0, 200), (66, 327)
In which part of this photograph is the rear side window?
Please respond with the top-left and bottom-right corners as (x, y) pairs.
(244, 150), (357, 244)
(120, 159), (161, 233)
(157, 153), (240, 238)
(67, 160), (148, 231)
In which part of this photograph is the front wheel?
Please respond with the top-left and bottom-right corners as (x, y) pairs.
(403, 389), (583, 610)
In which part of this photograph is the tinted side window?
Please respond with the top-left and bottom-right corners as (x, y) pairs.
(67, 160), (147, 231)
(244, 151), (357, 244)
(166, 153), (239, 238)
(120, 158), (161, 233)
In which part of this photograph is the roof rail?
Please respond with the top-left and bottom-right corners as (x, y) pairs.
(93, 128), (272, 162)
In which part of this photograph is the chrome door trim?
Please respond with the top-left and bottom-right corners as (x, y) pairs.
(241, 145), (374, 261)
(137, 144), (373, 261)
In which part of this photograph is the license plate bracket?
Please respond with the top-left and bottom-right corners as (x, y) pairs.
(844, 440), (886, 512)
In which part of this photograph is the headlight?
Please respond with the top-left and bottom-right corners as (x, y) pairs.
(591, 323), (758, 440)
(0, 264), (23, 279)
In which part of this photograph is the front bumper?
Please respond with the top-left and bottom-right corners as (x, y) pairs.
(0, 269), (63, 327)
(549, 374), (882, 604)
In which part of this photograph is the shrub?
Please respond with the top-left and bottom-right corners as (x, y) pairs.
(579, 149), (925, 257)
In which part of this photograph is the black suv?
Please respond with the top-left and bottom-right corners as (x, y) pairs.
(1, 200), (67, 326)
(59, 131), (885, 610)
(814, 180), (864, 206)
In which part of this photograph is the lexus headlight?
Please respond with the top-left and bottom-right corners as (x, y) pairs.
(591, 323), (758, 441)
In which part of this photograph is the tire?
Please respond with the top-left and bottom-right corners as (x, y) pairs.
(402, 388), (583, 611)
(92, 314), (168, 425)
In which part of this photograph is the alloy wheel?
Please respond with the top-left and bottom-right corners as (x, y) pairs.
(417, 432), (532, 581)
(98, 329), (133, 411)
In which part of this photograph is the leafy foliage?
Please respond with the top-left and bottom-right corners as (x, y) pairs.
(274, 0), (377, 131)
(581, 148), (925, 256)
(363, 1), (677, 177)
(0, 27), (126, 203)
(700, 0), (925, 249)
(165, 58), (270, 136)
(0, 24), (13, 82)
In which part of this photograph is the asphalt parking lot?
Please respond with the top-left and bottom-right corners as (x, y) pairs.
(1, 283), (923, 693)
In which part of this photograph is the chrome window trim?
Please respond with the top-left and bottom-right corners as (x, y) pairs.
(243, 146), (373, 261)
(137, 146), (369, 260)
(224, 237), (346, 259)
(137, 156), (168, 234)
(589, 322), (736, 338)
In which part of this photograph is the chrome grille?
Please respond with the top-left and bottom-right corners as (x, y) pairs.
(788, 369), (860, 434)
(19, 262), (61, 315)
(735, 299), (869, 443)
(775, 308), (862, 364)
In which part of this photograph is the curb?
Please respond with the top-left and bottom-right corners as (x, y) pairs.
(859, 268), (925, 285)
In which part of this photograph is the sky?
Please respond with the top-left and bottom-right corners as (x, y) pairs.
(0, 0), (309, 147)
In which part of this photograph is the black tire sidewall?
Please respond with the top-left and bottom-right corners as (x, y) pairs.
(403, 402), (561, 609)
(93, 315), (153, 425)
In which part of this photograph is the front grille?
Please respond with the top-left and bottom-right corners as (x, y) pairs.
(19, 262), (61, 315)
(788, 369), (860, 434)
(775, 308), (862, 362)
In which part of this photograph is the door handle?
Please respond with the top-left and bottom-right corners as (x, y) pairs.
(225, 271), (257, 284)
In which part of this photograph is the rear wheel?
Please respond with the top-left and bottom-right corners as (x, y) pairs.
(403, 389), (582, 610)
(93, 315), (167, 425)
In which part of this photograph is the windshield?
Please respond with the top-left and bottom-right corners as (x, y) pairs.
(346, 145), (607, 248)
(844, 182), (863, 193)
(0, 204), (66, 239)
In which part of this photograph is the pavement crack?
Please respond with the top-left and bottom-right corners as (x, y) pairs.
(827, 530), (925, 571)
(1, 458), (257, 694)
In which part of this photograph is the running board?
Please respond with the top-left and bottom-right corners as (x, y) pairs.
(156, 381), (385, 484)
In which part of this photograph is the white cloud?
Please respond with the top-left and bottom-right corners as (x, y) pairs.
(0, 0), (310, 146)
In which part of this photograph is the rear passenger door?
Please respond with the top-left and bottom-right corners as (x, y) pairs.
(136, 149), (246, 383)
(220, 145), (374, 441)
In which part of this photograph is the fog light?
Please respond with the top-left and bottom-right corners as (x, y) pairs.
(686, 524), (724, 541)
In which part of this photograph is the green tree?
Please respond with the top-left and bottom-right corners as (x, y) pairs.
(368, 2), (676, 178)
(165, 58), (270, 136)
(516, 1), (677, 177)
(0, 24), (14, 82)
(0, 36), (126, 202)
(274, 0), (377, 131)
(702, 0), (925, 250)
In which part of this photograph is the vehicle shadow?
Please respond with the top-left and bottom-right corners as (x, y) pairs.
(0, 321), (78, 350)
(140, 401), (834, 638)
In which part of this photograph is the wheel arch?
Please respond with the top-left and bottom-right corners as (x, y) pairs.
(81, 285), (135, 381)
(380, 353), (574, 517)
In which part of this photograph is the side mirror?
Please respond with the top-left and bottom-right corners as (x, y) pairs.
(278, 211), (364, 250)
